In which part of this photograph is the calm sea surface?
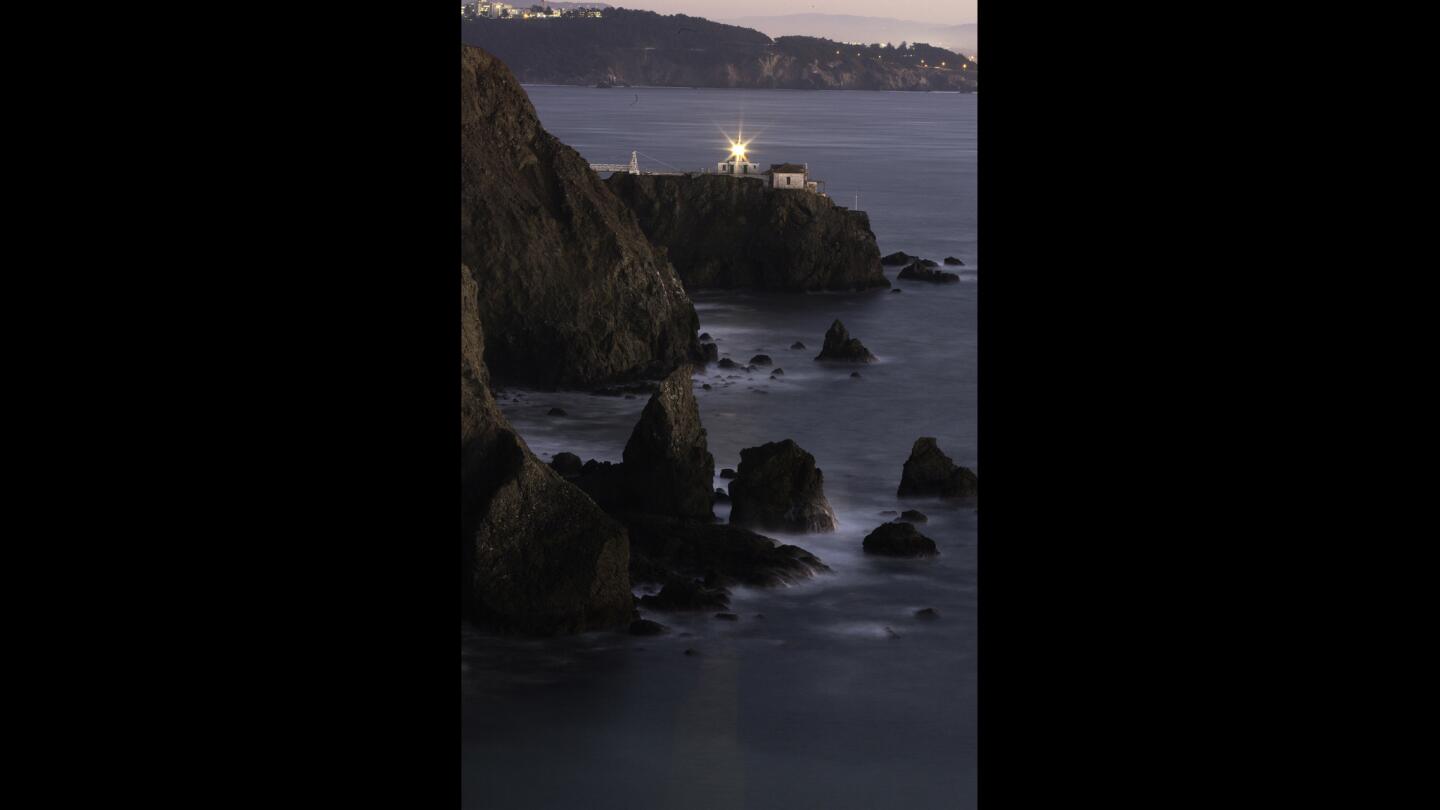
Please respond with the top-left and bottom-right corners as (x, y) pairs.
(464, 86), (977, 810)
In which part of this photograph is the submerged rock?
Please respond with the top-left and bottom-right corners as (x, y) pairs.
(943, 256), (964, 266)
(622, 367), (715, 520)
(914, 608), (940, 620)
(547, 407), (567, 416)
(713, 488), (730, 502)
(750, 354), (773, 366)
(728, 439), (838, 533)
(714, 612), (739, 621)
(718, 357), (738, 369)
(863, 522), (939, 558)
(790, 341), (806, 350)
(814, 320), (878, 363)
(897, 263), (960, 284)
(898, 509), (928, 523)
(897, 437), (978, 498)
(622, 511), (829, 587)
(638, 578), (731, 611)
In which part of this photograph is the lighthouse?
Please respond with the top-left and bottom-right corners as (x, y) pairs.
(716, 137), (760, 177)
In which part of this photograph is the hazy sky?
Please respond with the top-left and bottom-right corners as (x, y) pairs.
(610, 1), (976, 25)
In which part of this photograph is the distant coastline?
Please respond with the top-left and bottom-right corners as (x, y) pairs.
(464, 9), (976, 93)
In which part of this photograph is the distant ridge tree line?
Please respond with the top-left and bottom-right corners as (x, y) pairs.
(459, 8), (976, 92)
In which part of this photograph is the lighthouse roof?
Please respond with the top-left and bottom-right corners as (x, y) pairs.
(768, 163), (807, 174)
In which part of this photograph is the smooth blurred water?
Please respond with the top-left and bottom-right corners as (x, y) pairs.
(464, 87), (977, 810)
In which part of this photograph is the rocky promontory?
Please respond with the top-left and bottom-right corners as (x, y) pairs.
(606, 173), (890, 292)
(462, 45), (700, 388)
(461, 265), (634, 635)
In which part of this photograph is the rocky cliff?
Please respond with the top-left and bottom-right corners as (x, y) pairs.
(461, 264), (634, 635)
(461, 45), (700, 388)
(606, 174), (890, 292)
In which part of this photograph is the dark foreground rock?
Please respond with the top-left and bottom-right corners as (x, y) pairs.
(461, 46), (699, 388)
(898, 437), (978, 498)
(606, 172), (890, 292)
(728, 439), (838, 532)
(815, 320), (878, 363)
(622, 511), (830, 587)
(629, 618), (668, 635)
(897, 263), (961, 283)
(881, 251), (913, 265)
(461, 265), (632, 635)
(621, 367), (715, 519)
(863, 522), (940, 558)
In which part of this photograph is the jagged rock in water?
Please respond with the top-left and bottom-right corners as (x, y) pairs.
(699, 332), (712, 341)
(897, 437), (978, 498)
(862, 522), (940, 558)
(713, 488), (730, 503)
(460, 265), (632, 635)
(897, 262), (960, 284)
(728, 439), (838, 533)
(719, 468), (737, 479)
(790, 341), (806, 350)
(771, 368), (784, 376)
(639, 578), (731, 612)
(549, 452), (583, 478)
(622, 511), (829, 587)
(718, 358), (738, 369)
(700, 343), (719, 364)
(815, 320), (878, 363)
(918, 258), (939, 268)
(606, 173), (890, 292)
(881, 251), (913, 265)
(898, 509), (928, 524)
(461, 46), (699, 388)
(621, 367), (715, 520)
(915, 608), (940, 620)
(750, 354), (772, 366)
(943, 256), (965, 266)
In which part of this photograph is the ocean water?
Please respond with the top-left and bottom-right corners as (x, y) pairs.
(464, 87), (977, 810)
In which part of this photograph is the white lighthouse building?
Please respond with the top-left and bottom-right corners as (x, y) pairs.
(716, 139), (760, 177)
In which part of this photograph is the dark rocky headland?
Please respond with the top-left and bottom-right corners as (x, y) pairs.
(462, 45), (700, 388)
(607, 173), (890, 292)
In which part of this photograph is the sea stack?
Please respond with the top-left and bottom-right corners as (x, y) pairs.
(815, 320), (878, 363)
(897, 437), (978, 498)
(728, 439), (838, 532)
(622, 367), (716, 520)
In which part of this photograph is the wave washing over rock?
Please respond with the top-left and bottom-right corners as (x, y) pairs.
(461, 45), (700, 388)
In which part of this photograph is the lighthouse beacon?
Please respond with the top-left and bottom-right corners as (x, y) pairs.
(716, 139), (760, 177)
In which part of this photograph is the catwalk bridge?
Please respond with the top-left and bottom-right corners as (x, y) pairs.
(589, 151), (686, 176)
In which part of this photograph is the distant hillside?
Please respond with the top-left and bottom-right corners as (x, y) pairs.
(459, 9), (976, 91)
(723, 14), (977, 56)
